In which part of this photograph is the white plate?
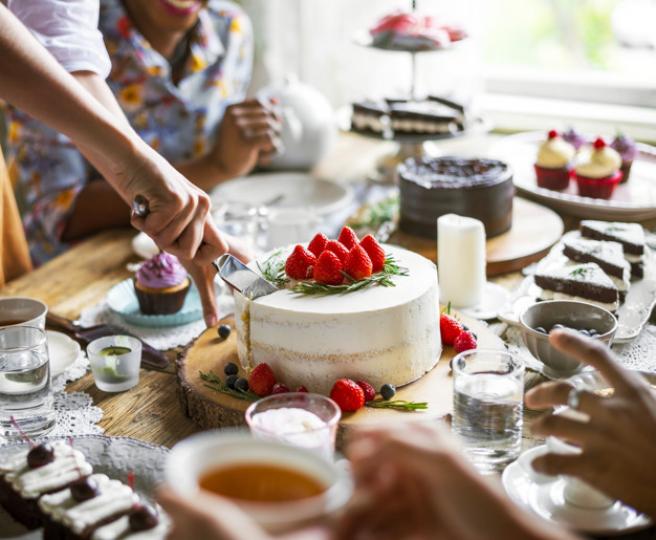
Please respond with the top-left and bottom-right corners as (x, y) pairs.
(492, 131), (656, 220)
(211, 173), (353, 216)
(46, 330), (81, 378)
(132, 232), (159, 260)
(498, 231), (656, 343)
(503, 445), (651, 535)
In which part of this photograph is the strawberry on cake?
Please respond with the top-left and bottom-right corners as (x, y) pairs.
(234, 228), (441, 395)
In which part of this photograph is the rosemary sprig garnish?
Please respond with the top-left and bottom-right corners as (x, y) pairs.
(292, 256), (408, 296)
(199, 370), (257, 402)
(569, 266), (590, 279)
(348, 196), (399, 233)
(257, 250), (289, 287)
(366, 399), (429, 411)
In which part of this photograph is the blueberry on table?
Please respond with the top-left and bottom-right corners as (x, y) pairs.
(535, 327), (547, 334)
(218, 325), (231, 340)
(225, 374), (239, 389)
(129, 504), (159, 532)
(552, 324), (565, 330)
(224, 362), (238, 376)
(235, 378), (250, 392)
(579, 329), (590, 336)
(27, 443), (55, 468)
(380, 384), (396, 400)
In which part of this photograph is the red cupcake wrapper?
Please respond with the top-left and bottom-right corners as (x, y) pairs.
(574, 170), (623, 199)
(534, 164), (571, 191)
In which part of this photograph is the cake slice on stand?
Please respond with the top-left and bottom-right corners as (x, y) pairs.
(562, 237), (631, 300)
(534, 263), (619, 312)
(580, 220), (646, 278)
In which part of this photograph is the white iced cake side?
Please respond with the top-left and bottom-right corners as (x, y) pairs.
(234, 245), (441, 394)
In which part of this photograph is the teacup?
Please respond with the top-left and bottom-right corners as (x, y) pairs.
(166, 430), (352, 533)
(0, 297), (48, 330)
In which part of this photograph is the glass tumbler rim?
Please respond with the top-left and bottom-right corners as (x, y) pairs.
(0, 325), (47, 352)
(87, 335), (142, 358)
(452, 347), (524, 377)
(245, 392), (341, 438)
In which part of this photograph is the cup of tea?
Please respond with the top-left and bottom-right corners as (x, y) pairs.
(0, 297), (48, 330)
(166, 430), (352, 533)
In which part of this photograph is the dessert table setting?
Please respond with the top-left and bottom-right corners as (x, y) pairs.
(2, 3), (656, 537)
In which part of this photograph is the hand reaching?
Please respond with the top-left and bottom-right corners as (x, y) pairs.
(209, 98), (281, 178)
(526, 329), (656, 519)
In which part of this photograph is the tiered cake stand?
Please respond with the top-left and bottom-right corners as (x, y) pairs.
(346, 1), (486, 183)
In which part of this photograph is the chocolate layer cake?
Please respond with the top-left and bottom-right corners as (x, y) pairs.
(580, 221), (645, 278)
(388, 99), (461, 135)
(399, 156), (514, 239)
(535, 263), (619, 312)
(0, 442), (92, 529)
(562, 237), (631, 299)
(351, 100), (389, 136)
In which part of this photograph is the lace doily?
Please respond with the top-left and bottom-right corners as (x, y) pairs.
(79, 294), (235, 351)
(0, 353), (104, 446)
(503, 324), (656, 377)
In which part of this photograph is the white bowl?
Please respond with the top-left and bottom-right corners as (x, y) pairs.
(166, 430), (352, 533)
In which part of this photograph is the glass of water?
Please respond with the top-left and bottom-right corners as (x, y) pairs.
(0, 326), (55, 438)
(452, 349), (524, 474)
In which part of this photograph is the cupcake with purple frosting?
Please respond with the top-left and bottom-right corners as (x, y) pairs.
(134, 252), (190, 315)
(610, 133), (638, 183)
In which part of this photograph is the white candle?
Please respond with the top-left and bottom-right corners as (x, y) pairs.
(437, 214), (486, 308)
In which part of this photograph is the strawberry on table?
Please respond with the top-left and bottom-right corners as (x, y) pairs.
(248, 363), (276, 396)
(338, 226), (359, 250)
(285, 245), (316, 280)
(440, 313), (463, 346)
(307, 233), (329, 257)
(330, 378), (365, 412)
(314, 251), (344, 285)
(359, 234), (385, 273)
(454, 331), (477, 353)
(325, 240), (350, 264)
(345, 245), (373, 280)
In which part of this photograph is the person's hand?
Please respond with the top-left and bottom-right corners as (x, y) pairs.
(157, 487), (330, 540)
(338, 423), (574, 540)
(208, 98), (281, 178)
(526, 329), (656, 519)
(180, 232), (253, 327)
(113, 140), (226, 264)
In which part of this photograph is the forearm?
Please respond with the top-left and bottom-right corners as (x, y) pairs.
(177, 155), (235, 192)
(0, 5), (141, 199)
(61, 180), (131, 242)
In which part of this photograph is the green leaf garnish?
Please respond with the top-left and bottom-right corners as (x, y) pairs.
(257, 250), (289, 287)
(199, 370), (257, 402)
(366, 399), (429, 411)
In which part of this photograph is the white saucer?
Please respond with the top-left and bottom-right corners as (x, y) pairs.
(47, 331), (81, 377)
(503, 445), (652, 535)
(457, 282), (511, 321)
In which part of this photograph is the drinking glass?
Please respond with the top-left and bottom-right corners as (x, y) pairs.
(213, 201), (261, 254)
(245, 393), (341, 460)
(0, 326), (55, 438)
(452, 349), (524, 474)
(87, 335), (142, 392)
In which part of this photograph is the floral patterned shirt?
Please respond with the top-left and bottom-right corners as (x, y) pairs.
(4, 0), (252, 265)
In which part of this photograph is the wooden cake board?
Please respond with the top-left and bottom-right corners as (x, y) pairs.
(176, 314), (505, 449)
(391, 197), (564, 276)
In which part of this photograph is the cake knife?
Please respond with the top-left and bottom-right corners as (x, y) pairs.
(213, 254), (279, 300)
(132, 196), (278, 299)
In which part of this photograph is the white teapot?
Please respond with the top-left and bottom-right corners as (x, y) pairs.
(259, 75), (336, 170)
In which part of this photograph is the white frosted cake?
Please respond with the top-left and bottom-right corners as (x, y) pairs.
(234, 245), (441, 394)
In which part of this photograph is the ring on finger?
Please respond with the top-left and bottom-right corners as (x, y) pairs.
(567, 387), (581, 410)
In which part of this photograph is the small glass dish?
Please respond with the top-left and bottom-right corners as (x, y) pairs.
(87, 336), (142, 392)
(245, 393), (341, 460)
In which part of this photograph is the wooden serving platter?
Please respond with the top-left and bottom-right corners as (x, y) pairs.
(176, 314), (504, 447)
(391, 197), (564, 276)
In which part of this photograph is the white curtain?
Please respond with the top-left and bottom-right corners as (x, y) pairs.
(240, 0), (482, 107)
